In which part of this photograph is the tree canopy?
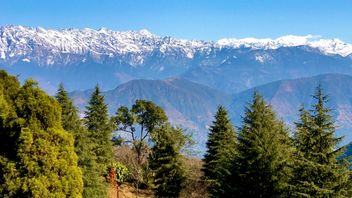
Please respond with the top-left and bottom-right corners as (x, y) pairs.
(0, 71), (83, 197)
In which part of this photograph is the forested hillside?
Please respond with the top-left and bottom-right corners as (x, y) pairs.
(1, 69), (351, 197)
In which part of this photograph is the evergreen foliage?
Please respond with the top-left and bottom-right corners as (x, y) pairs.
(56, 83), (82, 132)
(1, 68), (352, 197)
(202, 106), (237, 197)
(149, 124), (186, 198)
(232, 92), (293, 198)
(83, 85), (114, 197)
(292, 85), (352, 197)
(0, 70), (21, 160)
(0, 72), (83, 197)
(56, 84), (104, 198)
(84, 85), (114, 167)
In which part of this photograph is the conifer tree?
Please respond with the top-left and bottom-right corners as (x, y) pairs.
(56, 84), (90, 157)
(0, 76), (83, 197)
(56, 84), (103, 197)
(56, 83), (89, 159)
(292, 85), (351, 197)
(202, 106), (237, 197)
(84, 85), (113, 166)
(149, 124), (186, 198)
(83, 85), (114, 197)
(56, 83), (82, 131)
(233, 92), (293, 198)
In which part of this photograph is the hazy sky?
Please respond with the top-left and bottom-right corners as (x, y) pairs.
(1, 0), (351, 42)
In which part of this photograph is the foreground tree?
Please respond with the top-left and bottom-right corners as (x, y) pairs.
(292, 85), (351, 197)
(83, 85), (114, 197)
(202, 106), (237, 197)
(232, 92), (293, 197)
(0, 74), (83, 197)
(149, 124), (186, 198)
(0, 70), (21, 160)
(56, 84), (103, 197)
(114, 99), (168, 164)
(113, 100), (168, 189)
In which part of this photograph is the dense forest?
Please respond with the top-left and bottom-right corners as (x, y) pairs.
(0, 69), (351, 198)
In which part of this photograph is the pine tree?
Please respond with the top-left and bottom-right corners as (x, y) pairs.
(292, 85), (351, 197)
(233, 92), (293, 198)
(56, 83), (81, 132)
(202, 106), (237, 197)
(56, 83), (88, 159)
(84, 85), (114, 167)
(83, 85), (114, 197)
(149, 124), (186, 198)
(56, 84), (104, 197)
(0, 76), (83, 197)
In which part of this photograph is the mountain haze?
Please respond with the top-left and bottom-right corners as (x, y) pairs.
(231, 73), (352, 144)
(70, 78), (231, 151)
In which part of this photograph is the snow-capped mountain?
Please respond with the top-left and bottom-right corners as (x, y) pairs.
(1, 26), (352, 67)
(217, 35), (352, 57)
(2, 25), (352, 151)
(1, 25), (352, 94)
(0, 25), (210, 66)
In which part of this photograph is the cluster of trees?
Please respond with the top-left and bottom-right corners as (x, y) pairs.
(203, 87), (352, 198)
(1, 69), (351, 198)
(0, 70), (187, 197)
(0, 71), (83, 197)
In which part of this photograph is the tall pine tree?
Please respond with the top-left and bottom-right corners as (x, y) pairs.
(84, 85), (114, 197)
(56, 84), (104, 198)
(56, 83), (89, 157)
(233, 92), (293, 198)
(149, 124), (186, 198)
(202, 106), (237, 197)
(292, 85), (351, 197)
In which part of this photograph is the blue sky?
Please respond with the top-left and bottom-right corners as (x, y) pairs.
(1, 0), (351, 42)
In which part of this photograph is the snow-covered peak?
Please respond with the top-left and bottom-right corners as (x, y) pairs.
(310, 39), (352, 57)
(0, 25), (210, 65)
(217, 35), (352, 56)
(137, 29), (153, 36)
(0, 26), (352, 67)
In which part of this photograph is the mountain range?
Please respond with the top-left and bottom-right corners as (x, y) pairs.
(1, 25), (352, 151)
(1, 26), (352, 94)
(69, 74), (352, 151)
(70, 78), (231, 151)
(230, 73), (352, 144)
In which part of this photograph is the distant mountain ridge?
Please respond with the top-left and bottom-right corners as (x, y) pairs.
(2, 26), (352, 66)
(230, 73), (352, 144)
(2, 25), (352, 151)
(70, 74), (352, 151)
(1, 26), (352, 94)
(70, 78), (232, 151)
